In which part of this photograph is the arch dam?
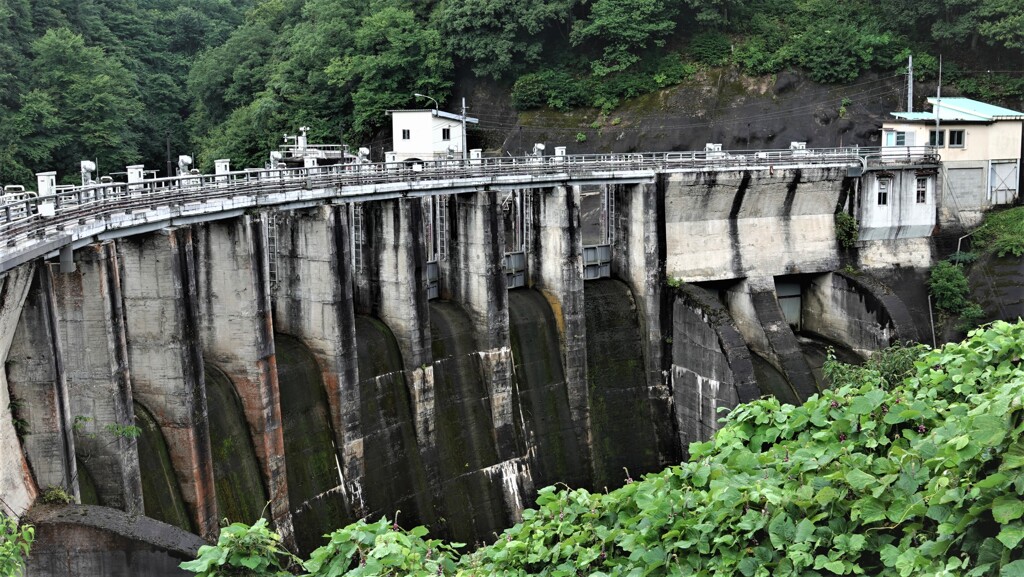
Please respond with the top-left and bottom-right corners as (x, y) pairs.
(0, 145), (979, 573)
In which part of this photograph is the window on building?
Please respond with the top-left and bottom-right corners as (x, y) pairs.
(885, 131), (908, 146)
(402, 129), (410, 140)
(878, 178), (890, 205)
(442, 128), (451, 141)
(929, 130), (945, 146)
(949, 129), (965, 148)
(916, 177), (928, 203)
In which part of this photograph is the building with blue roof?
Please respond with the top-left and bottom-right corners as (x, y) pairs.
(880, 96), (1022, 228)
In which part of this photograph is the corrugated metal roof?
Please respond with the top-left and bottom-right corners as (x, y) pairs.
(891, 97), (1024, 122)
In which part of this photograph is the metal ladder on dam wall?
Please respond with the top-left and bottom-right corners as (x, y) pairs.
(267, 213), (279, 294)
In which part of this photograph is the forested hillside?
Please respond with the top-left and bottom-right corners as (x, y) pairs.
(1, 0), (1022, 182)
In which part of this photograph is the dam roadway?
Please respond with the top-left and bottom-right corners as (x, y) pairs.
(1, 145), (942, 575)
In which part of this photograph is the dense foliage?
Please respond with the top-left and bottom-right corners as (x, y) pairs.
(0, 0), (250, 184)
(184, 321), (1024, 576)
(0, 0), (1022, 179)
(972, 207), (1024, 259)
(0, 513), (33, 577)
(931, 206), (1024, 332)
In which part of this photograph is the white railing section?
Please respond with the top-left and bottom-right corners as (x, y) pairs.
(0, 146), (938, 272)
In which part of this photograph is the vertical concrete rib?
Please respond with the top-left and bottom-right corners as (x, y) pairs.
(528, 185), (593, 476)
(371, 198), (431, 370)
(7, 265), (79, 500)
(0, 263), (41, 516)
(444, 189), (520, 462)
(118, 228), (218, 538)
(195, 216), (292, 541)
(610, 181), (679, 465)
(726, 278), (819, 402)
(273, 205), (363, 514)
(50, 243), (143, 515)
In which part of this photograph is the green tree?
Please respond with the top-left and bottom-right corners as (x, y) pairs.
(977, 0), (1024, 50)
(682, 0), (747, 28)
(570, 0), (681, 76)
(324, 2), (452, 139)
(434, 0), (577, 80)
(13, 28), (143, 182)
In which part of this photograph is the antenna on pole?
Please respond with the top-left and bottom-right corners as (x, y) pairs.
(907, 54), (913, 112)
(461, 97), (468, 160)
(935, 55), (942, 131)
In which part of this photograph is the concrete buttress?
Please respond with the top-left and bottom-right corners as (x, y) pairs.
(50, 243), (144, 515)
(273, 205), (363, 513)
(0, 263), (41, 516)
(194, 216), (293, 541)
(7, 265), (78, 502)
(611, 180), (679, 466)
(528, 185), (593, 478)
(367, 199), (432, 370)
(118, 227), (218, 539)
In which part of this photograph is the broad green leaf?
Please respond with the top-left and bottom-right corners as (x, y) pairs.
(1001, 560), (1024, 577)
(997, 523), (1024, 549)
(993, 495), (1024, 523)
(856, 496), (888, 523)
(794, 518), (815, 543)
(845, 468), (876, 491)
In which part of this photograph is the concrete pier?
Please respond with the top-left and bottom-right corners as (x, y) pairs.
(193, 216), (292, 540)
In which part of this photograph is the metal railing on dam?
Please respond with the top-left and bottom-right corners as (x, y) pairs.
(0, 145), (938, 274)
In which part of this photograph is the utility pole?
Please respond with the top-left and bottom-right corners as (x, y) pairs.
(907, 54), (913, 112)
(936, 55), (942, 131)
(166, 133), (173, 178)
(461, 97), (468, 160)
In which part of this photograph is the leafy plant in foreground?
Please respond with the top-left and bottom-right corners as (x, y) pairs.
(183, 321), (1024, 576)
(180, 518), (298, 576)
(0, 513), (33, 577)
(463, 322), (1024, 576)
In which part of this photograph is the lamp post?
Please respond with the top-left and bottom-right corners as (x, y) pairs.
(414, 93), (438, 112)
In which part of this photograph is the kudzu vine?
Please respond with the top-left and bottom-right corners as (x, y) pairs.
(183, 321), (1024, 576)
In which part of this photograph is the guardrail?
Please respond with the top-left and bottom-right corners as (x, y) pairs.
(0, 145), (938, 269)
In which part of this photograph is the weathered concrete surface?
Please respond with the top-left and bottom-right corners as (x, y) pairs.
(507, 289), (588, 490)
(527, 185), (593, 475)
(444, 190), (510, 350)
(118, 229), (217, 538)
(671, 283), (759, 451)
(802, 272), (913, 358)
(444, 191), (519, 464)
(24, 504), (204, 577)
(6, 265), (77, 502)
(857, 237), (935, 270)
(665, 168), (845, 282)
(274, 206), (362, 513)
(725, 278), (818, 402)
(364, 199), (432, 370)
(194, 216), (292, 541)
(50, 244), (143, 515)
(611, 180), (678, 466)
(0, 262), (40, 517)
(428, 300), (527, 542)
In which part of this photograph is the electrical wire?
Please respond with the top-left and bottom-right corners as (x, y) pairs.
(463, 74), (907, 134)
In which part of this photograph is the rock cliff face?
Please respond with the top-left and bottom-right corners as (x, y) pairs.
(453, 69), (929, 156)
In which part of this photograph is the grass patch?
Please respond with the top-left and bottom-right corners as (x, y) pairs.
(972, 206), (1024, 257)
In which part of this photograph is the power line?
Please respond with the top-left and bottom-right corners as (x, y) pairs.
(469, 86), (904, 135)
(463, 75), (906, 134)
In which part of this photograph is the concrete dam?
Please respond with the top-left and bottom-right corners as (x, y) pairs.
(0, 146), (985, 572)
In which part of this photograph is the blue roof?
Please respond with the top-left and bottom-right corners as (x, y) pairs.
(891, 97), (1024, 122)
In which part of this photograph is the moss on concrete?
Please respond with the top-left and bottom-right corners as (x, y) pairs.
(134, 402), (194, 533)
